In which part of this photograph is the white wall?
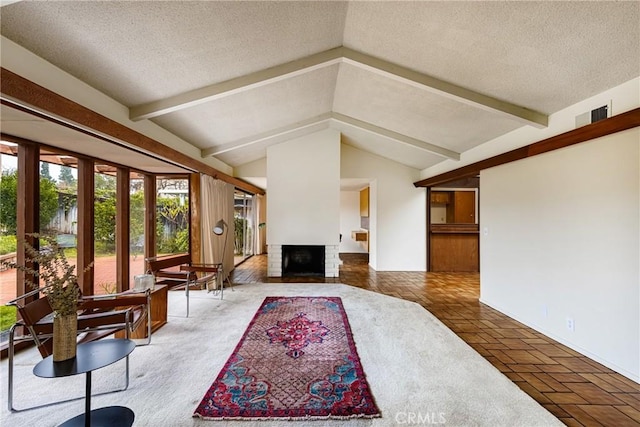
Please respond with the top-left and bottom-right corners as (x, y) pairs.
(239, 135), (426, 270)
(481, 128), (640, 382)
(341, 144), (425, 271)
(340, 191), (368, 253)
(266, 129), (341, 246)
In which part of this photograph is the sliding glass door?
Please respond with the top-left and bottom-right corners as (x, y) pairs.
(233, 190), (255, 265)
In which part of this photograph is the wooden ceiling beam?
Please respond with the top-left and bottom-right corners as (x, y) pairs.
(201, 113), (332, 157)
(130, 46), (548, 129)
(130, 48), (344, 121)
(331, 112), (460, 160)
(201, 111), (459, 160)
(341, 47), (548, 129)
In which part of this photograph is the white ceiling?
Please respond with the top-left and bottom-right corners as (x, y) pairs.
(1, 1), (639, 184)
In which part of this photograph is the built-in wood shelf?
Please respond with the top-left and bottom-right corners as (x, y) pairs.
(351, 231), (368, 241)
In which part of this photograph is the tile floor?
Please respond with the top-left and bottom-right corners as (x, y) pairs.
(230, 255), (640, 426)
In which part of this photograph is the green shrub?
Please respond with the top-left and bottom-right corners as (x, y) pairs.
(0, 305), (17, 332)
(0, 235), (17, 255)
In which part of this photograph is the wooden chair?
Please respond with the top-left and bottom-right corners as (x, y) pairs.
(6, 286), (151, 412)
(146, 254), (221, 317)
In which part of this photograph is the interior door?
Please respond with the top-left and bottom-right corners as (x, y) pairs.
(454, 191), (476, 223)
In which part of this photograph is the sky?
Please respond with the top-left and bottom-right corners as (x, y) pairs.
(0, 153), (78, 182)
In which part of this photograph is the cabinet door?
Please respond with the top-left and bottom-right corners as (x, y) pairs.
(430, 191), (450, 204)
(454, 191), (476, 223)
(360, 188), (369, 217)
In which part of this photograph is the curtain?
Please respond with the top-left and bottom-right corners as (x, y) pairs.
(256, 193), (266, 254)
(200, 174), (234, 281)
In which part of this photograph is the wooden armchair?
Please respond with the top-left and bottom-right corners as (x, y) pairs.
(146, 254), (221, 317)
(6, 286), (151, 412)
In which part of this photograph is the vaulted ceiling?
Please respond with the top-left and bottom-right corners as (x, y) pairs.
(1, 1), (639, 183)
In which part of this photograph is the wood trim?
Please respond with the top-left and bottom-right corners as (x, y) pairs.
(16, 144), (39, 298)
(189, 173), (202, 265)
(0, 68), (264, 195)
(425, 187), (431, 272)
(1, 132), (183, 179)
(144, 174), (156, 262)
(77, 158), (95, 295)
(116, 167), (130, 291)
(414, 108), (640, 187)
(430, 224), (480, 234)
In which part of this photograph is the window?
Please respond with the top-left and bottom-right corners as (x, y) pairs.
(129, 173), (146, 286)
(156, 177), (189, 256)
(94, 164), (117, 294)
(40, 151), (79, 279)
(0, 139), (193, 353)
(0, 146), (82, 341)
(0, 142), (19, 340)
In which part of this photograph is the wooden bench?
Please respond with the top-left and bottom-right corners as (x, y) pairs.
(145, 254), (220, 317)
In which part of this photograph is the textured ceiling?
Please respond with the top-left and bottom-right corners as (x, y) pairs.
(343, 1), (640, 113)
(153, 65), (339, 149)
(1, 1), (639, 185)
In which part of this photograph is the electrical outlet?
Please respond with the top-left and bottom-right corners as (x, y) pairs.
(566, 317), (575, 332)
(542, 305), (548, 318)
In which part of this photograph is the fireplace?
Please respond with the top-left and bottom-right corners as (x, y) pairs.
(282, 245), (325, 277)
(268, 244), (339, 278)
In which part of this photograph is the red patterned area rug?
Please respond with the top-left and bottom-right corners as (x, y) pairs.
(193, 296), (380, 421)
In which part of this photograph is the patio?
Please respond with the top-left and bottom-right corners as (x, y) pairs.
(0, 255), (147, 305)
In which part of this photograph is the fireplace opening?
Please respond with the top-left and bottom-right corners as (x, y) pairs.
(282, 245), (325, 277)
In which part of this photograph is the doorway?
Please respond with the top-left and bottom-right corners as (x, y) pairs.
(234, 190), (255, 265)
(428, 177), (480, 272)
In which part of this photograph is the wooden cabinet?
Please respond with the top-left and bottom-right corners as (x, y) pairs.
(430, 191), (450, 204)
(146, 284), (168, 336)
(116, 284), (168, 339)
(429, 190), (478, 271)
(360, 187), (369, 217)
(430, 224), (479, 272)
(430, 190), (476, 224)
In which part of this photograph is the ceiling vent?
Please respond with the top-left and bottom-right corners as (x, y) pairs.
(575, 102), (611, 128)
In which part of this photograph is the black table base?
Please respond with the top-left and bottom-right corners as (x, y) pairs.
(58, 406), (134, 427)
(33, 340), (136, 427)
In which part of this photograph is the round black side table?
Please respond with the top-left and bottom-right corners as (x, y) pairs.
(33, 339), (136, 427)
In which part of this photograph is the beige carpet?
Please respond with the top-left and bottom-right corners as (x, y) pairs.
(1, 283), (562, 426)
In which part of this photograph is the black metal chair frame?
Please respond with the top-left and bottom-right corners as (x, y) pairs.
(6, 286), (151, 412)
(146, 254), (231, 317)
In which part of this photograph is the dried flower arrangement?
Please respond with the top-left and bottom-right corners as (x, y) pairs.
(3, 233), (91, 316)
